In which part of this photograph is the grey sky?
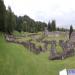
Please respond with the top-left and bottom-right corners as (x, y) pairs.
(4, 0), (75, 29)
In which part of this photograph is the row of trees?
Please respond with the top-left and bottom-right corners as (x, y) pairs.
(0, 0), (47, 34)
(47, 21), (70, 32)
(47, 20), (56, 31)
(0, 0), (74, 35)
(0, 0), (16, 34)
(15, 15), (47, 33)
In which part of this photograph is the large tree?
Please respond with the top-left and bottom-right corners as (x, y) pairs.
(48, 21), (52, 31)
(6, 6), (16, 34)
(0, 0), (6, 32)
(51, 20), (56, 31)
(69, 25), (73, 39)
(15, 16), (22, 32)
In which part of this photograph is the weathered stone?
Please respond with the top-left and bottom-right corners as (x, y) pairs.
(61, 41), (75, 59)
(49, 40), (58, 60)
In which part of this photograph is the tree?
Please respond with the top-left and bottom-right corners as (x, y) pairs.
(51, 20), (56, 31)
(15, 15), (47, 33)
(35, 21), (47, 32)
(0, 0), (6, 32)
(57, 27), (60, 31)
(15, 16), (23, 32)
(47, 21), (52, 31)
(6, 6), (16, 34)
(69, 25), (73, 39)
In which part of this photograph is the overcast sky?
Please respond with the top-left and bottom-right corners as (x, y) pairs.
(4, 0), (75, 29)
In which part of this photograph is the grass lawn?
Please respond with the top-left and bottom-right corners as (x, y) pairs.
(0, 33), (75, 75)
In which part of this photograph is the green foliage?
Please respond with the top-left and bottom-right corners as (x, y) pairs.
(51, 20), (56, 31)
(15, 15), (47, 33)
(6, 6), (16, 34)
(48, 20), (56, 32)
(56, 45), (63, 54)
(0, 0), (47, 33)
(15, 16), (23, 32)
(0, 1), (16, 34)
(47, 21), (52, 31)
(0, 0), (6, 32)
(57, 27), (68, 32)
(36, 21), (47, 32)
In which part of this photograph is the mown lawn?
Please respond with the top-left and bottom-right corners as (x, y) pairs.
(0, 33), (75, 75)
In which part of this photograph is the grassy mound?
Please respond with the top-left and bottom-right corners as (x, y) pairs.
(0, 33), (75, 75)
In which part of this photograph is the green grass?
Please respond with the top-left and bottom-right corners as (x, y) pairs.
(0, 33), (75, 75)
(43, 35), (68, 42)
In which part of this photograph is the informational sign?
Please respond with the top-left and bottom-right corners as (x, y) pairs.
(59, 69), (67, 75)
(67, 69), (75, 75)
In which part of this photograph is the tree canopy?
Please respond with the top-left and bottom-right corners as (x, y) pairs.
(0, 0), (6, 32)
